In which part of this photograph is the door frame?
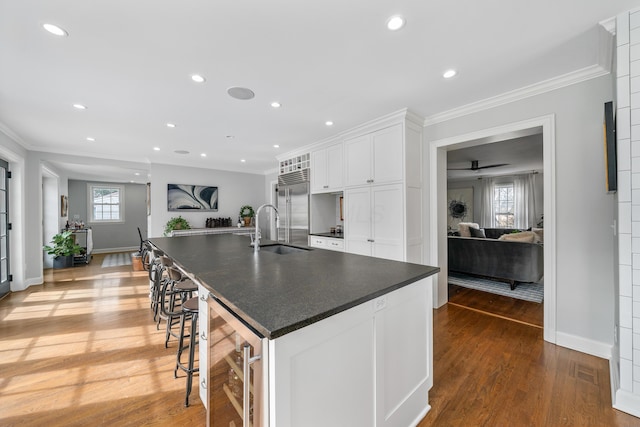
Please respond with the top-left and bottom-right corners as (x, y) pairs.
(428, 114), (556, 344)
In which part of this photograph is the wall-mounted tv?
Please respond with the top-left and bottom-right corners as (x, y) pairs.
(168, 184), (218, 211)
(604, 101), (616, 193)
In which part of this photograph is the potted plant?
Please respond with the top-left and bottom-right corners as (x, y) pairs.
(43, 230), (83, 269)
(164, 216), (191, 236)
(239, 205), (254, 226)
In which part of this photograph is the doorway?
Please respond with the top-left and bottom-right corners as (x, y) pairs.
(429, 115), (556, 344)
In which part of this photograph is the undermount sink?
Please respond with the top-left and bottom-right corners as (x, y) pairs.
(259, 244), (310, 255)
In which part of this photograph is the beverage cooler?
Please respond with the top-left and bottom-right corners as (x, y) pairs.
(208, 295), (265, 427)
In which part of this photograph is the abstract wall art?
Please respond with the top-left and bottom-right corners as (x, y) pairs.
(167, 184), (218, 211)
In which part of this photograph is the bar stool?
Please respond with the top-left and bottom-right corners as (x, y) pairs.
(149, 248), (165, 317)
(155, 256), (174, 329)
(163, 267), (198, 347)
(174, 296), (199, 407)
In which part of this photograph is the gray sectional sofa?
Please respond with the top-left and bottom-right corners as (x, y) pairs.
(448, 229), (544, 290)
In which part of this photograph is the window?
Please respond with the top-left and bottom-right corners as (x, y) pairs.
(493, 183), (514, 228)
(89, 184), (124, 223)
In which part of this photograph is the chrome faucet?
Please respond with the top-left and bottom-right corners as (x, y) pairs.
(253, 204), (280, 252)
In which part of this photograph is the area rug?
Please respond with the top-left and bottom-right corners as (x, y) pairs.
(448, 272), (544, 303)
(101, 252), (134, 268)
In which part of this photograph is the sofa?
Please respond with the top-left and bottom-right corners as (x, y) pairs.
(448, 227), (544, 290)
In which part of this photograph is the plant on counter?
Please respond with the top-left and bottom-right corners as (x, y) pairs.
(164, 215), (191, 236)
(239, 205), (254, 226)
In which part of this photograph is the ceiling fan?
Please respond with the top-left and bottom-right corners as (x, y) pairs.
(448, 160), (508, 171)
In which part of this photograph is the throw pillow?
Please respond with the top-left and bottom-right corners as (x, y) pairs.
(532, 227), (544, 243)
(469, 227), (486, 238)
(457, 222), (480, 237)
(498, 231), (538, 243)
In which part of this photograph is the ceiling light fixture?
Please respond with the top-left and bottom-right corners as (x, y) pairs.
(226, 135), (235, 140)
(240, 159), (246, 163)
(43, 23), (68, 37)
(153, 147), (160, 151)
(386, 15), (405, 31)
(86, 137), (95, 142)
(325, 121), (334, 126)
(201, 153), (207, 157)
(134, 172), (140, 176)
(191, 74), (206, 83)
(174, 150), (189, 155)
(227, 86), (255, 100)
(73, 104), (86, 110)
(273, 144), (280, 148)
(271, 102), (281, 108)
(443, 69), (457, 79)
(166, 123), (176, 128)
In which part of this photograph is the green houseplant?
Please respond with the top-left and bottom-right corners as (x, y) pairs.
(239, 205), (254, 226)
(43, 230), (83, 269)
(164, 216), (191, 236)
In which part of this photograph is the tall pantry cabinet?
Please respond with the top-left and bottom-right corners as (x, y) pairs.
(343, 111), (423, 263)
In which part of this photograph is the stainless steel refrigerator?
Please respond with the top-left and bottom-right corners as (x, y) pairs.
(277, 169), (309, 245)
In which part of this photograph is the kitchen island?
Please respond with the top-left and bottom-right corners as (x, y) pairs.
(150, 233), (439, 427)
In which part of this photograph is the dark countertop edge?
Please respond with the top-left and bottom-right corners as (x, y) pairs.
(265, 268), (438, 339)
(309, 232), (344, 239)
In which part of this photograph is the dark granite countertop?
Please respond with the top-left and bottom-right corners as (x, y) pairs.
(309, 232), (344, 239)
(150, 234), (439, 339)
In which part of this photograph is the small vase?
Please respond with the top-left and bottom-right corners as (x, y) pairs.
(243, 217), (251, 226)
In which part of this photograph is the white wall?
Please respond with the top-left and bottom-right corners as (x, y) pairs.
(425, 74), (616, 353)
(149, 163), (267, 238)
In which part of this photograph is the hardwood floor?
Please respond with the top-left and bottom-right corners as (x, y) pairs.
(448, 283), (544, 327)
(1, 254), (638, 426)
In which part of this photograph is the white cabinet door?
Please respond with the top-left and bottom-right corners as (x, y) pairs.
(371, 184), (404, 261)
(372, 124), (403, 184)
(198, 284), (209, 408)
(309, 235), (327, 248)
(345, 133), (372, 187)
(310, 149), (328, 193)
(345, 187), (372, 256)
(325, 238), (344, 252)
(326, 143), (344, 190)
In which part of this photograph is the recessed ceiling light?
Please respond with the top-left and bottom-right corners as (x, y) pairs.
(443, 69), (457, 79)
(43, 23), (68, 37)
(273, 144), (280, 148)
(325, 121), (334, 126)
(73, 104), (86, 110)
(227, 86), (255, 100)
(134, 172), (140, 176)
(200, 153), (207, 157)
(226, 135), (235, 140)
(153, 147), (160, 151)
(174, 150), (189, 155)
(386, 15), (405, 31)
(271, 102), (281, 108)
(240, 159), (246, 163)
(86, 137), (95, 142)
(191, 74), (206, 83)
(166, 123), (176, 128)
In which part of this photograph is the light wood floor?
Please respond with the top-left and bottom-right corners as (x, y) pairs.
(1, 254), (639, 426)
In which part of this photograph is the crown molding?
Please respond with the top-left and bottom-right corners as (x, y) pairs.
(600, 17), (616, 36)
(0, 122), (31, 149)
(423, 63), (611, 127)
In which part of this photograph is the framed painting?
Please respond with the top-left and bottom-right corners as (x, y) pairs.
(61, 195), (68, 217)
(168, 184), (218, 211)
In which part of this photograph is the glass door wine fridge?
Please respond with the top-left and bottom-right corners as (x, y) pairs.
(208, 294), (264, 427)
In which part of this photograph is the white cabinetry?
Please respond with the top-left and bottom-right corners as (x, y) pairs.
(344, 124), (403, 187)
(309, 235), (344, 252)
(198, 284), (209, 408)
(345, 184), (403, 261)
(311, 143), (343, 193)
(271, 276), (432, 427)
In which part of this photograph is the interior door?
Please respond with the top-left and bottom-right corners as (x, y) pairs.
(0, 159), (10, 298)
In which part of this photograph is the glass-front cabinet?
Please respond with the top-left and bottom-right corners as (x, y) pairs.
(208, 295), (264, 427)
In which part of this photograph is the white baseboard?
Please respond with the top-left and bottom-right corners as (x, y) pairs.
(11, 276), (44, 292)
(555, 331), (612, 359)
(614, 389), (640, 418)
(92, 246), (138, 254)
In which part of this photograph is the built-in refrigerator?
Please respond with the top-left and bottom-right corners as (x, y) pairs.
(277, 169), (309, 246)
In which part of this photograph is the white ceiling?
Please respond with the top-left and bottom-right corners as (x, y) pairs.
(0, 1), (634, 182)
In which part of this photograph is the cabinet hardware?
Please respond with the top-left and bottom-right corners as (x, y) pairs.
(367, 239), (375, 242)
(201, 379), (207, 389)
(243, 344), (262, 426)
(200, 293), (208, 301)
(323, 185), (329, 188)
(201, 332), (207, 341)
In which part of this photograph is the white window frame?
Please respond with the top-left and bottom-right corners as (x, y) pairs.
(88, 184), (125, 223)
(493, 183), (514, 228)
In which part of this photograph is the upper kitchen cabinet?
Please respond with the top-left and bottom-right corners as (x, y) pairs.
(344, 124), (403, 187)
(311, 143), (343, 194)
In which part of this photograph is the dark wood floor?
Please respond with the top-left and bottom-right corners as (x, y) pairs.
(1, 255), (638, 426)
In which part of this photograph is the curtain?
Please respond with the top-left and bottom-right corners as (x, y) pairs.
(480, 177), (496, 228)
(513, 174), (536, 229)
